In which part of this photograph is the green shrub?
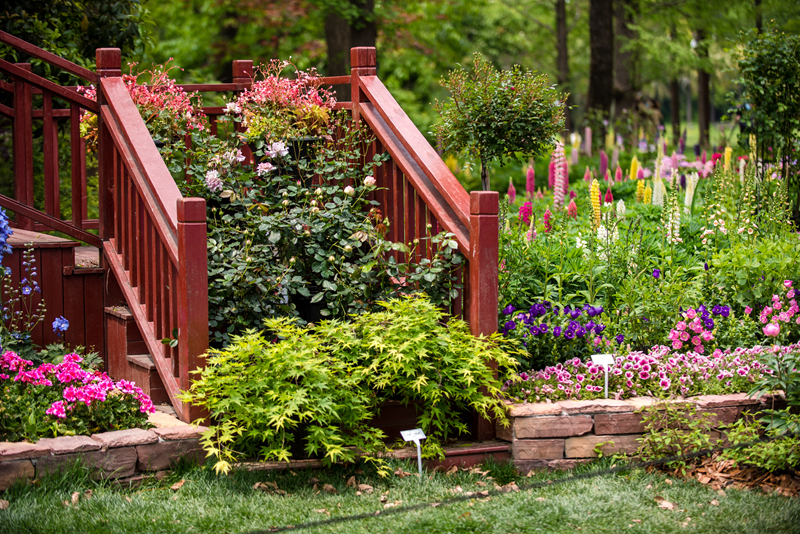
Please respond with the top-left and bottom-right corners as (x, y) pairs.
(181, 295), (519, 475)
(721, 416), (800, 473)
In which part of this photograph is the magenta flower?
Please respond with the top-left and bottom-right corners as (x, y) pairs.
(519, 201), (533, 225)
(763, 323), (780, 337)
(543, 208), (553, 233)
(526, 165), (535, 197)
(507, 180), (517, 204)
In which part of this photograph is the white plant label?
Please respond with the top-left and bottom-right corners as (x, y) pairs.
(400, 429), (426, 442)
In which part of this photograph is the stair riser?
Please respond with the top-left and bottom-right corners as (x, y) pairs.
(105, 309), (166, 404)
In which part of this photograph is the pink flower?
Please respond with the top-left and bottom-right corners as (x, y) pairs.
(672, 340), (683, 350)
(784, 280), (793, 289)
(692, 336), (702, 346)
(519, 202), (533, 225)
(543, 208), (553, 233)
(685, 309), (697, 319)
(675, 321), (687, 331)
(744, 306), (753, 315)
(526, 165), (535, 197)
(507, 180), (517, 204)
(763, 323), (780, 337)
(567, 199), (577, 219)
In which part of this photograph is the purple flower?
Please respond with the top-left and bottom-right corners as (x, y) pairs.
(503, 321), (516, 332)
(595, 324), (606, 334)
(704, 262), (709, 271)
(575, 327), (586, 338)
(502, 304), (516, 315)
(615, 334), (625, 344)
(704, 318), (715, 330)
(653, 268), (661, 279)
(539, 323), (548, 333)
(529, 326), (541, 336)
(563, 329), (574, 340)
(553, 326), (562, 337)
(22, 286), (31, 295)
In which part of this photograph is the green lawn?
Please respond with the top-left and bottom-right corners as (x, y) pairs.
(1, 458), (799, 534)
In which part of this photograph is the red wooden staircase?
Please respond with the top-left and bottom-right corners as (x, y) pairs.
(0, 34), (499, 436)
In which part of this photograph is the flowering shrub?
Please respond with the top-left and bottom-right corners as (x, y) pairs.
(78, 60), (206, 150)
(232, 59), (336, 146)
(0, 351), (153, 442)
(502, 344), (787, 403)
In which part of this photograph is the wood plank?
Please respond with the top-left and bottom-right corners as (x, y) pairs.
(28, 247), (45, 346)
(70, 104), (83, 227)
(40, 248), (64, 347)
(43, 92), (60, 218)
(62, 253), (86, 349)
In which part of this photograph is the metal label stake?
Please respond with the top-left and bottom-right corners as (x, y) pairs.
(591, 354), (615, 399)
(400, 428), (426, 475)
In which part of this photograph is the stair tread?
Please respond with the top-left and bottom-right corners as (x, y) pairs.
(75, 246), (100, 268)
(126, 353), (156, 370)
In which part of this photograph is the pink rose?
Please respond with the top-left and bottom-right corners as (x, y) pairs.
(763, 323), (781, 337)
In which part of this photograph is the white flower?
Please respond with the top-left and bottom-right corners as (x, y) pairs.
(364, 175), (376, 187)
(344, 186), (355, 196)
(267, 141), (288, 158)
(257, 162), (275, 176)
(235, 149), (246, 163)
(225, 102), (241, 114)
(616, 199), (626, 218)
(205, 170), (222, 192)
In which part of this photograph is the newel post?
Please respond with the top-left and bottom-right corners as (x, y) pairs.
(232, 59), (253, 89)
(468, 191), (499, 338)
(13, 63), (33, 230)
(96, 48), (121, 245)
(350, 47), (376, 124)
(177, 197), (209, 423)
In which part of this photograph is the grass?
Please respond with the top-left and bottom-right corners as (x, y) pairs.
(2, 457), (800, 534)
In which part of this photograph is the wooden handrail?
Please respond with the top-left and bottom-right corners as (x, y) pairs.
(0, 30), (99, 83)
(100, 77), (181, 235)
(0, 58), (99, 113)
(0, 194), (101, 248)
(358, 76), (470, 229)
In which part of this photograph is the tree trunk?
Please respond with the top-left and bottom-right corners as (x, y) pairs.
(588, 0), (614, 117)
(696, 30), (710, 149)
(324, 0), (376, 101)
(670, 78), (681, 147)
(755, 0), (762, 33)
(614, 0), (636, 116)
(480, 156), (490, 191)
(555, 0), (572, 131)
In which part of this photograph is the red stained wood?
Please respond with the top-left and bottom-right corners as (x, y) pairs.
(0, 195), (101, 248)
(359, 75), (470, 228)
(0, 30), (98, 83)
(70, 104), (84, 229)
(0, 59), (99, 112)
(13, 63), (33, 230)
(40, 248), (64, 346)
(62, 260), (86, 349)
(42, 92), (60, 218)
(468, 191), (499, 338)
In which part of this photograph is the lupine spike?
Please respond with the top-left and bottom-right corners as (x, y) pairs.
(552, 142), (567, 210)
(590, 179), (601, 229)
(548, 160), (556, 189)
(615, 165), (623, 182)
(543, 207), (553, 233)
(584, 127), (592, 157)
(600, 150), (608, 177)
(567, 198), (577, 219)
(526, 164), (535, 198)
(643, 185), (652, 204)
(637, 168), (644, 180)
(571, 147), (579, 165)
(604, 185), (613, 204)
(584, 166), (592, 182)
(724, 146), (732, 171)
(507, 179), (517, 204)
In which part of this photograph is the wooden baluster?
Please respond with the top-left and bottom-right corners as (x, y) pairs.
(232, 59), (253, 157)
(13, 63), (33, 229)
(392, 167), (405, 264)
(350, 47), (376, 125)
(144, 218), (153, 322)
(384, 158), (395, 259)
(404, 175), (415, 265)
(43, 91), (60, 218)
(70, 103), (84, 229)
(415, 191), (425, 263)
(96, 48), (121, 244)
(170, 264), (179, 375)
(177, 197), (208, 423)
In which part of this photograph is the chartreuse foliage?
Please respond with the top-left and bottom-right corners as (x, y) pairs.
(181, 295), (518, 475)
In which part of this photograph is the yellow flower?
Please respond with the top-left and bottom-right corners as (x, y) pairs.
(636, 179), (645, 203)
(724, 146), (732, 171)
(643, 185), (652, 204)
(630, 156), (639, 181)
(590, 179), (601, 229)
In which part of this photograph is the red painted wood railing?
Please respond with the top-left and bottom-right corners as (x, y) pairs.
(0, 30), (99, 244)
(95, 49), (208, 423)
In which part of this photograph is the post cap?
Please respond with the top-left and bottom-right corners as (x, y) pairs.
(470, 191), (499, 215)
(177, 198), (207, 223)
(96, 48), (121, 76)
(351, 47), (377, 69)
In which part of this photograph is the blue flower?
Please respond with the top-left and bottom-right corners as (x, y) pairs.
(502, 304), (516, 315)
(52, 316), (69, 337)
(720, 306), (730, 318)
(653, 268), (661, 279)
(615, 334), (625, 344)
(704, 262), (709, 271)
(22, 286), (31, 295)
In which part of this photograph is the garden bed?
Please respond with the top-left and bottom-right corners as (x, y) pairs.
(0, 411), (207, 491)
(497, 392), (785, 471)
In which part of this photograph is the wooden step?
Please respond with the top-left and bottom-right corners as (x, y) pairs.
(126, 353), (156, 371)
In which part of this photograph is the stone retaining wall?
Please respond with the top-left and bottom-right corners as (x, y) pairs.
(498, 393), (783, 471)
(0, 413), (207, 491)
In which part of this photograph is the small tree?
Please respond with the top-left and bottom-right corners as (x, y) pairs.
(433, 54), (566, 191)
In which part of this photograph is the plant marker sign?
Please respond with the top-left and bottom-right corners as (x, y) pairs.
(591, 354), (615, 399)
(400, 428), (426, 475)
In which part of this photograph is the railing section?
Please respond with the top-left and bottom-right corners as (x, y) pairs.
(0, 30), (99, 245)
(96, 49), (208, 423)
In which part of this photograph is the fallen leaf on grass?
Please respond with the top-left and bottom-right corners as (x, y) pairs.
(383, 500), (402, 509)
(313, 509), (330, 516)
(83, 490), (92, 500)
(346, 476), (356, 487)
(124, 496), (132, 503)
(665, 479), (673, 485)
(0, 499), (9, 510)
(394, 468), (413, 478)
(536, 497), (547, 502)
(475, 481), (486, 487)
(710, 499), (719, 506)
(449, 485), (463, 494)
(71, 492), (80, 505)
(379, 495), (388, 503)
(308, 477), (320, 485)
(632, 519), (641, 523)
(357, 484), (373, 494)
(655, 496), (675, 510)
(170, 480), (185, 491)
(430, 503), (441, 507)
(446, 465), (459, 476)
(323, 484), (337, 494)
